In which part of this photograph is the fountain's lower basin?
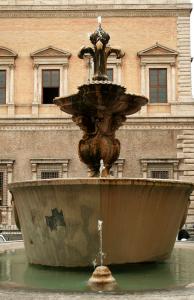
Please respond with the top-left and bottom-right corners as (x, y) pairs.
(9, 178), (194, 267)
(1, 244), (194, 293)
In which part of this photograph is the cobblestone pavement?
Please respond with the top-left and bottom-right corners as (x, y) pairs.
(0, 288), (194, 300)
(0, 241), (24, 253)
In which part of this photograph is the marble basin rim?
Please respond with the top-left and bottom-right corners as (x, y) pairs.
(8, 177), (194, 188)
(8, 178), (194, 267)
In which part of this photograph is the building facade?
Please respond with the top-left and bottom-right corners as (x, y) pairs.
(0, 0), (193, 229)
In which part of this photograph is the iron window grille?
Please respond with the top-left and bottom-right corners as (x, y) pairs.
(41, 171), (59, 179)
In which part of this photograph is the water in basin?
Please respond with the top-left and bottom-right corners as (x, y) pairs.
(0, 246), (194, 292)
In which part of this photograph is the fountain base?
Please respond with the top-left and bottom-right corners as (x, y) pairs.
(9, 178), (194, 267)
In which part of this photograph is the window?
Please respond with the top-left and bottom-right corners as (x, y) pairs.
(148, 165), (171, 179)
(110, 159), (125, 178)
(0, 172), (4, 206)
(0, 47), (17, 115)
(138, 43), (178, 104)
(0, 160), (14, 229)
(107, 68), (114, 82)
(140, 159), (179, 180)
(150, 170), (169, 179)
(0, 71), (6, 104)
(42, 69), (60, 104)
(0, 170), (7, 206)
(149, 68), (167, 103)
(37, 164), (61, 180)
(31, 46), (71, 110)
(41, 171), (59, 179)
(30, 159), (70, 180)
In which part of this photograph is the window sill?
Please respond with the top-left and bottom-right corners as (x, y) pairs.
(148, 103), (169, 106)
(147, 103), (171, 114)
(40, 104), (55, 106)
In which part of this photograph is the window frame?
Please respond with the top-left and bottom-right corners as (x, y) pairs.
(38, 65), (63, 105)
(0, 169), (7, 206)
(138, 43), (178, 106)
(40, 170), (60, 179)
(140, 159), (179, 180)
(111, 159), (125, 178)
(0, 160), (14, 229)
(0, 65), (13, 106)
(107, 67), (114, 82)
(30, 159), (70, 180)
(31, 46), (71, 108)
(146, 64), (171, 105)
(37, 164), (62, 180)
(0, 47), (17, 115)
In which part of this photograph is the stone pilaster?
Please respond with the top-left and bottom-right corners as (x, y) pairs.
(177, 16), (192, 102)
(177, 130), (194, 226)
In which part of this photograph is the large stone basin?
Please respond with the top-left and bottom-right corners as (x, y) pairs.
(9, 178), (194, 267)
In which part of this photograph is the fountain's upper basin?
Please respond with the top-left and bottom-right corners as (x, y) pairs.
(54, 83), (148, 116)
(9, 178), (194, 267)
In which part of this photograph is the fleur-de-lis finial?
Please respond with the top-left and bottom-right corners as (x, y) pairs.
(78, 19), (124, 81)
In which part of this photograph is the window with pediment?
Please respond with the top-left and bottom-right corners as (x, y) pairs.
(31, 46), (71, 105)
(138, 43), (178, 104)
(0, 47), (17, 109)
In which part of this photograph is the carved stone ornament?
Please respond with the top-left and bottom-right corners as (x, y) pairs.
(78, 24), (124, 81)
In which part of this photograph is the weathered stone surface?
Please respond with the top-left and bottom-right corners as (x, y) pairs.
(9, 178), (194, 267)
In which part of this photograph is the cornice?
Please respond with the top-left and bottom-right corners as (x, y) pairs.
(0, 6), (191, 18)
(0, 117), (193, 130)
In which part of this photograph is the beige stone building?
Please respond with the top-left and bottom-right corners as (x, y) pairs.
(0, 0), (193, 230)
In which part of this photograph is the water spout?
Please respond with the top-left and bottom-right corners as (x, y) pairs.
(88, 219), (117, 291)
(98, 219), (104, 266)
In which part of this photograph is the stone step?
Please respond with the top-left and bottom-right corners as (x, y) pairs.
(184, 171), (194, 176)
(177, 144), (194, 149)
(188, 209), (194, 215)
(177, 135), (194, 140)
(183, 130), (194, 135)
(183, 144), (194, 148)
(189, 202), (194, 209)
(179, 164), (194, 171)
(186, 215), (194, 223)
(183, 140), (194, 144)
(184, 159), (194, 164)
(177, 153), (194, 159)
(179, 176), (194, 182)
(179, 145), (194, 150)
(183, 148), (194, 153)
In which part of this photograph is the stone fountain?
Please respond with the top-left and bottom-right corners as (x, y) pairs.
(9, 22), (194, 267)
